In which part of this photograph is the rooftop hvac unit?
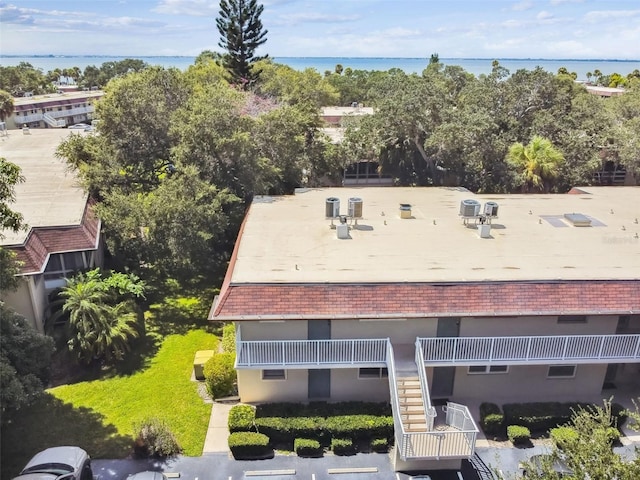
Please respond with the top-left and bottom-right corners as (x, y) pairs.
(460, 199), (481, 217)
(484, 201), (499, 217)
(348, 197), (363, 218)
(325, 197), (340, 218)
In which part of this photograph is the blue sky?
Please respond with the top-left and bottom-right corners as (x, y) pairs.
(1, 0), (639, 59)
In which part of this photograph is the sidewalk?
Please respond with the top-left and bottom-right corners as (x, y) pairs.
(202, 401), (234, 453)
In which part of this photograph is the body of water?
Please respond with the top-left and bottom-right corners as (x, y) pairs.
(1, 55), (639, 82)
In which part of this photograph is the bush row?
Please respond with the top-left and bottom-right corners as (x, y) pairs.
(479, 401), (627, 436)
(228, 432), (272, 459)
(293, 437), (388, 457)
(228, 403), (394, 452)
(255, 401), (391, 418)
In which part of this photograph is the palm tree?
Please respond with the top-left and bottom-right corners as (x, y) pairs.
(507, 135), (564, 193)
(60, 270), (142, 364)
(0, 90), (14, 122)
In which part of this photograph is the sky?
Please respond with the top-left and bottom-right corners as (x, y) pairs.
(1, 0), (639, 59)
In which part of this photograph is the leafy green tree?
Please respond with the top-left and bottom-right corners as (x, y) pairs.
(507, 135), (564, 192)
(0, 62), (49, 96)
(0, 90), (14, 122)
(1, 158), (25, 235)
(519, 400), (640, 480)
(0, 303), (55, 414)
(217, 0), (268, 87)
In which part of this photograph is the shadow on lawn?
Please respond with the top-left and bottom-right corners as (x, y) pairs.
(0, 393), (133, 480)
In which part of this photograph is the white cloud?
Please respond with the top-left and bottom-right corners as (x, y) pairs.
(537, 10), (555, 21)
(550, 0), (585, 5)
(512, 1), (533, 12)
(276, 12), (361, 25)
(153, 0), (218, 17)
(584, 9), (640, 23)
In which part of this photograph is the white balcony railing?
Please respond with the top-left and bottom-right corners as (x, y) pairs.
(419, 334), (640, 366)
(235, 338), (387, 368)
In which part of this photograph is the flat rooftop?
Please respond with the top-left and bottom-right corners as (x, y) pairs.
(0, 128), (88, 246)
(13, 90), (103, 108)
(231, 186), (640, 284)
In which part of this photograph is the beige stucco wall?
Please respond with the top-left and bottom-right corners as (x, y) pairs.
(1, 278), (36, 328)
(237, 367), (392, 403)
(238, 320), (308, 341)
(333, 318), (437, 344)
(460, 315), (618, 337)
(330, 368), (390, 402)
(451, 363), (608, 401)
(237, 369), (308, 403)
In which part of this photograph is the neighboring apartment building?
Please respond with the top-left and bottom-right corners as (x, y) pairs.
(210, 186), (640, 470)
(4, 91), (103, 130)
(0, 129), (102, 333)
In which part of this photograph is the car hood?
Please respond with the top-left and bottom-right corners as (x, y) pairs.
(12, 473), (62, 480)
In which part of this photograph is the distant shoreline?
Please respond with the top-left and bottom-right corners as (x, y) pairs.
(2, 56), (639, 81)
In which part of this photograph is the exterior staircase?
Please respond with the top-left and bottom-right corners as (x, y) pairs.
(396, 375), (428, 432)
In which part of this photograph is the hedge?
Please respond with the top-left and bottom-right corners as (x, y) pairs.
(256, 401), (391, 418)
(203, 352), (236, 399)
(324, 415), (394, 442)
(228, 404), (256, 432)
(549, 426), (579, 450)
(507, 425), (531, 445)
(254, 416), (325, 446)
(228, 432), (272, 459)
(331, 438), (356, 456)
(503, 402), (628, 432)
(370, 438), (389, 453)
(294, 438), (323, 457)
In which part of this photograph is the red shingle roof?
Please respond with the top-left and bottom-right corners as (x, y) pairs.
(212, 280), (640, 320)
(10, 201), (101, 275)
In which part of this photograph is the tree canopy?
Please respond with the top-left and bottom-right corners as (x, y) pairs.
(0, 303), (55, 414)
(216, 0), (268, 87)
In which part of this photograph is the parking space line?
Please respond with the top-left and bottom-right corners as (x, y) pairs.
(245, 470), (296, 477)
(327, 467), (378, 474)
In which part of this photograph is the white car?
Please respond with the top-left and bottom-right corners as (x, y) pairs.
(68, 123), (92, 131)
(12, 446), (93, 480)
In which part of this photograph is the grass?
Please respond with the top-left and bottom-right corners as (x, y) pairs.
(1, 321), (218, 480)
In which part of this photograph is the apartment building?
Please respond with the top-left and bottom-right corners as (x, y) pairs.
(210, 186), (640, 470)
(0, 129), (102, 333)
(4, 91), (103, 130)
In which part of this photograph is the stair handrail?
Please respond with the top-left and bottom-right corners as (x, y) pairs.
(386, 340), (409, 458)
(415, 339), (437, 430)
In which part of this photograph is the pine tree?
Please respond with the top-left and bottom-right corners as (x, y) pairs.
(216, 0), (268, 88)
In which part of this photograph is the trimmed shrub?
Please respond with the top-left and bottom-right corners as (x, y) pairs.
(550, 426), (579, 450)
(331, 438), (355, 456)
(133, 417), (181, 457)
(228, 432), (272, 459)
(294, 438), (323, 457)
(370, 438), (389, 453)
(254, 416), (325, 446)
(507, 425), (531, 445)
(503, 402), (589, 432)
(228, 404), (256, 432)
(204, 352), (236, 399)
(324, 415), (394, 442)
(256, 401), (391, 418)
(222, 323), (236, 353)
(479, 402), (504, 436)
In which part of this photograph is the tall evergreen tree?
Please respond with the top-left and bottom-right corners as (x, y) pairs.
(216, 0), (268, 87)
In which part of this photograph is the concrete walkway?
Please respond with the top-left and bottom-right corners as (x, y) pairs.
(202, 401), (234, 453)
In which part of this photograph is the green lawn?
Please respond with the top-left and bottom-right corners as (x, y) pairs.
(1, 328), (217, 480)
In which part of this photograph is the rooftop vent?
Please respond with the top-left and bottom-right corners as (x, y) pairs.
(564, 213), (592, 227)
(400, 204), (412, 219)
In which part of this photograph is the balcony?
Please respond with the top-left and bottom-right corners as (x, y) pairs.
(235, 338), (387, 368)
(418, 334), (640, 367)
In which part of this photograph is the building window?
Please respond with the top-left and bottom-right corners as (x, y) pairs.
(262, 369), (285, 380)
(468, 365), (509, 374)
(43, 251), (89, 290)
(358, 367), (388, 379)
(558, 315), (587, 324)
(547, 365), (576, 378)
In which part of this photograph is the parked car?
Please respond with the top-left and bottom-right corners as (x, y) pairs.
(68, 123), (91, 131)
(127, 472), (168, 480)
(12, 446), (93, 480)
(521, 454), (573, 477)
